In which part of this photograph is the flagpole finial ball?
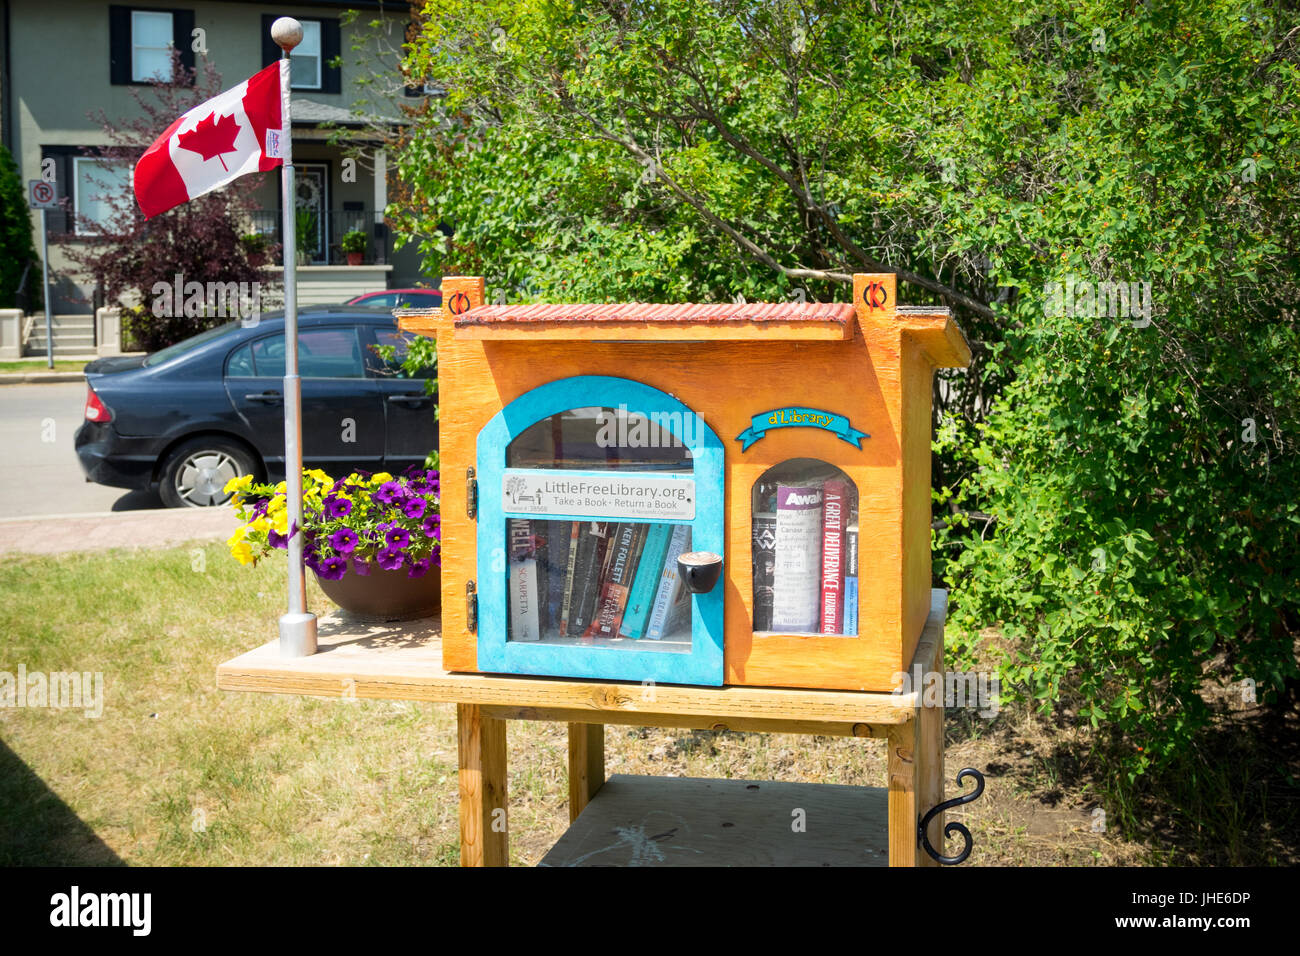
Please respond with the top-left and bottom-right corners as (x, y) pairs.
(271, 17), (304, 52)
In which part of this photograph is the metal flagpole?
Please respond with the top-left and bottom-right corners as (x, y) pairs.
(272, 16), (316, 657)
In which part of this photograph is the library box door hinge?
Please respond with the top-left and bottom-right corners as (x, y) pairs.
(466, 467), (478, 520)
(466, 580), (478, 633)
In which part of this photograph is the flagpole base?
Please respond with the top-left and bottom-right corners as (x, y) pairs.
(279, 612), (318, 657)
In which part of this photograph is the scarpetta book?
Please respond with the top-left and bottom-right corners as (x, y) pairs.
(589, 523), (647, 638)
(751, 500), (777, 631)
(507, 518), (540, 641)
(843, 520), (859, 636)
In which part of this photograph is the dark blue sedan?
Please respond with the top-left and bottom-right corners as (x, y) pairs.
(75, 308), (438, 507)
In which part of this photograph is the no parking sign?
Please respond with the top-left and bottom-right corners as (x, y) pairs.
(29, 180), (56, 209)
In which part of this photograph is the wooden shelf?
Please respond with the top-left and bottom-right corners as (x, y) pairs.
(215, 595), (946, 733)
(540, 774), (889, 867)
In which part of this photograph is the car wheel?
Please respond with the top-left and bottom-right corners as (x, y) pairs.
(159, 438), (259, 508)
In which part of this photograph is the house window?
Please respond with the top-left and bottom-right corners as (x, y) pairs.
(73, 158), (132, 234)
(291, 20), (322, 90)
(131, 10), (174, 82)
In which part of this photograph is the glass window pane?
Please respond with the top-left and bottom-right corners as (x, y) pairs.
(752, 459), (858, 635)
(132, 11), (172, 46)
(226, 344), (254, 377)
(291, 21), (321, 89)
(74, 159), (131, 233)
(250, 329), (364, 378)
(368, 329), (432, 378)
(506, 519), (692, 649)
(507, 407), (693, 471)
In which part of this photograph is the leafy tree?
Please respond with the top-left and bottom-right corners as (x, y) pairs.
(0, 144), (41, 312)
(396, 0), (1300, 781)
(60, 51), (273, 352)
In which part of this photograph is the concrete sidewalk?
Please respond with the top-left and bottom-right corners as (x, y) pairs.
(0, 507), (239, 556)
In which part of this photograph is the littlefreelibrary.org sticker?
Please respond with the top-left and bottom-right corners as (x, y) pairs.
(502, 470), (696, 521)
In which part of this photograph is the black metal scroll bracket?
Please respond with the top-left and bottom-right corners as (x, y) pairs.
(918, 768), (986, 865)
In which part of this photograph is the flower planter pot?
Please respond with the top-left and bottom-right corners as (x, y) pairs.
(314, 561), (441, 621)
(346, 252), (363, 266)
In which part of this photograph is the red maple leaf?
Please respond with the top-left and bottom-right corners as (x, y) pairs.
(177, 111), (242, 172)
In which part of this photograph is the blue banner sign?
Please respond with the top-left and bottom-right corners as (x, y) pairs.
(735, 407), (869, 451)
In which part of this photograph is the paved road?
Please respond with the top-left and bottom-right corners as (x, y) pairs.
(0, 382), (163, 518)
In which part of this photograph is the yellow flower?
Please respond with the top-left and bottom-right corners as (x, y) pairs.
(230, 540), (255, 565)
(224, 474), (254, 495)
(271, 511), (290, 535)
(267, 495), (286, 514)
(370, 472), (392, 485)
(306, 468), (333, 486)
(251, 517), (271, 534)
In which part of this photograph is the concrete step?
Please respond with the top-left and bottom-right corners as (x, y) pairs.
(27, 335), (96, 349)
(23, 342), (96, 357)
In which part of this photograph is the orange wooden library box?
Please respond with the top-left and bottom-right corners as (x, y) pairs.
(398, 273), (970, 692)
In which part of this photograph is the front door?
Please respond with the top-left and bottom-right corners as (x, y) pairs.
(295, 163), (330, 264)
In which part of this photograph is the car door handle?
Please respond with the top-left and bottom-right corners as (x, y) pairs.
(387, 393), (431, 404)
(244, 391), (282, 403)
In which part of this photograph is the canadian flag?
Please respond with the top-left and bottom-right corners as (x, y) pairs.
(134, 61), (288, 219)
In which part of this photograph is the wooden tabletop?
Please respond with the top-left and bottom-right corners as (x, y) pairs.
(216, 590), (947, 733)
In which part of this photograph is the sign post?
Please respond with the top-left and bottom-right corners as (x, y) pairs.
(28, 180), (56, 369)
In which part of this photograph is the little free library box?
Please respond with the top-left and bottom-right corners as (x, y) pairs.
(398, 273), (971, 692)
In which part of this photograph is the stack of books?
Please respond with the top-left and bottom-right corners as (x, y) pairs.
(752, 476), (859, 635)
(506, 520), (693, 643)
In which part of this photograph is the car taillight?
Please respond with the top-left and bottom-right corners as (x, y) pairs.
(84, 384), (113, 423)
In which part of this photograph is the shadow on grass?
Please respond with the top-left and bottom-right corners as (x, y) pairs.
(0, 738), (123, 866)
(945, 686), (1300, 866)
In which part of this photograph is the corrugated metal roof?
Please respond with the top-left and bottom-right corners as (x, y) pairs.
(452, 302), (857, 326)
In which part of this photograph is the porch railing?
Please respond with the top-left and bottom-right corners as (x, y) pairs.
(246, 208), (392, 266)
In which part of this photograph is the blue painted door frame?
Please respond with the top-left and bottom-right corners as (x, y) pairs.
(475, 375), (725, 685)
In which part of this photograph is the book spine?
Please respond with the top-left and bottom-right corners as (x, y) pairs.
(771, 483), (823, 632)
(751, 512), (777, 631)
(844, 522), (859, 635)
(646, 524), (691, 640)
(558, 521), (580, 635)
(569, 521), (610, 638)
(590, 523), (643, 638)
(819, 479), (847, 634)
(540, 520), (570, 636)
(507, 518), (540, 641)
(620, 523), (673, 639)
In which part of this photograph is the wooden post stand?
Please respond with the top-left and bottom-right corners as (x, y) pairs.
(218, 591), (953, 867)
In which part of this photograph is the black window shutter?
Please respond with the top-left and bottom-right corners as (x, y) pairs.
(172, 9), (195, 83)
(322, 19), (341, 94)
(261, 14), (279, 68)
(109, 6), (131, 85)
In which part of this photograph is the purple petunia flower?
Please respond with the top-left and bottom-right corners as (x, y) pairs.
(318, 555), (348, 580)
(324, 496), (352, 519)
(421, 514), (439, 538)
(402, 497), (427, 519)
(385, 527), (411, 549)
(329, 528), (358, 553)
(375, 480), (402, 504)
(376, 547), (403, 571)
(407, 556), (431, 578)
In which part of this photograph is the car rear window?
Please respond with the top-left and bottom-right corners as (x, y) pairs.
(144, 321), (241, 367)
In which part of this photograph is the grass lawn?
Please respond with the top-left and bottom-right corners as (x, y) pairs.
(0, 361), (87, 374)
(0, 543), (1293, 866)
